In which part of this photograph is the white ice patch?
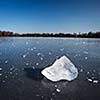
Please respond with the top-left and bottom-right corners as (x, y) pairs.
(93, 80), (98, 83)
(10, 72), (13, 74)
(30, 48), (34, 51)
(87, 78), (92, 82)
(5, 60), (8, 64)
(26, 63), (29, 66)
(85, 57), (88, 60)
(83, 51), (88, 54)
(22, 54), (26, 58)
(33, 47), (36, 50)
(0, 68), (2, 70)
(60, 48), (64, 51)
(26, 41), (29, 45)
(41, 56), (78, 82)
(80, 69), (83, 72)
(49, 52), (52, 55)
(87, 71), (90, 74)
(87, 78), (98, 84)
(0, 73), (2, 76)
(83, 42), (86, 44)
(56, 88), (61, 92)
(37, 53), (41, 56)
(36, 63), (39, 66)
(40, 57), (43, 60)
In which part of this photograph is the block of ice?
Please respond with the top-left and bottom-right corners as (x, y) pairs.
(41, 56), (78, 82)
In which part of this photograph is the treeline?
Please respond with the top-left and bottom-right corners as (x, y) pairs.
(0, 31), (100, 38)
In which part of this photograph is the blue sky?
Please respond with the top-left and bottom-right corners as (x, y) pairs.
(0, 0), (100, 33)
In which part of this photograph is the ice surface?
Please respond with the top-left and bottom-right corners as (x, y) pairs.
(41, 56), (78, 82)
(0, 52), (2, 55)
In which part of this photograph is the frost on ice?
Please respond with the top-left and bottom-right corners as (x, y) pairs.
(41, 56), (78, 82)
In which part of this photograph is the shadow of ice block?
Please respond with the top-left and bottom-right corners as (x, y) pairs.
(24, 68), (44, 80)
(41, 56), (78, 82)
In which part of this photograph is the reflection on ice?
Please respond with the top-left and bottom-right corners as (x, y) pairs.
(41, 78), (78, 94)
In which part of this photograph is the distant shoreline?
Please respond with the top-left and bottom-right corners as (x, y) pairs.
(0, 36), (100, 39)
(0, 31), (100, 38)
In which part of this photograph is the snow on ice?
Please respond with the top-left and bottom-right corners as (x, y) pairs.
(41, 56), (78, 82)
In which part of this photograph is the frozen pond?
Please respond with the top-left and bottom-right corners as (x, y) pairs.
(0, 37), (100, 100)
